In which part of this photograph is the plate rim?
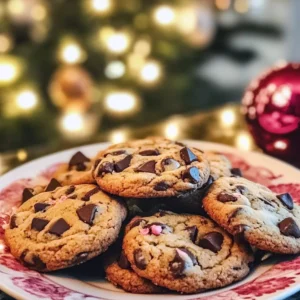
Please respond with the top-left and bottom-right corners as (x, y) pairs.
(0, 139), (300, 300)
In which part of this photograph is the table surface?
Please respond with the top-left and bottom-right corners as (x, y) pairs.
(1, 104), (299, 299)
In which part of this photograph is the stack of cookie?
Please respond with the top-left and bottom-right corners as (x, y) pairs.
(4, 137), (300, 295)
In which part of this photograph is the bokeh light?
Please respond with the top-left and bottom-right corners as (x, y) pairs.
(58, 40), (86, 64)
(61, 112), (84, 132)
(164, 122), (179, 139)
(105, 91), (139, 114)
(235, 131), (252, 151)
(220, 108), (236, 127)
(140, 61), (162, 83)
(153, 5), (175, 26)
(110, 130), (128, 143)
(106, 32), (130, 54)
(90, 0), (112, 14)
(105, 61), (125, 79)
(0, 34), (13, 53)
(16, 89), (38, 111)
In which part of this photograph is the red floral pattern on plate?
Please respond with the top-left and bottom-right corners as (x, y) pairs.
(0, 151), (300, 300)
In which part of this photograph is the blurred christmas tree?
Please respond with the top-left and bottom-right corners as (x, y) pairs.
(0, 0), (281, 151)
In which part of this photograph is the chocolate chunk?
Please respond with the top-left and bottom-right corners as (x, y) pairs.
(162, 158), (181, 171)
(75, 163), (86, 171)
(73, 252), (89, 264)
(45, 178), (61, 192)
(236, 185), (247, 194)
(48, 218), (70, 236)
(278, 217), (300, 238)
(65, 186), (75, 195)
(231, 168), (243, 177)
(69, 151), (90, 170)
(76, 204), (98, 225)
(186, 226), (198, 243)
(217, 192), (237, 203)
(118, 251), (130, 269)
(68, 195), (77, 199)
(10, 214), (17, 229)
(134, 249), (147, 270)
(114, 155), (132, 172)
(129, 218), (145, 229)
(105, 150), (126, 157)
(32, 255), (46, 270)
(97, 162), (114, 176)
(34, 203), (50, 213)
(82, 187), (100, 201)
(182, 167), (200, 184)
(277, 193), (294, 210)
(170, 248), (197, 276)
(139, 149), (160, 156)
(180, 147), (198, 164)
(22, 188), (34, 203)
(198, 232), (224, 253)
(31, 218), (49, 231)
(154, 182), (170, 191)
(136, 160), (156, 174)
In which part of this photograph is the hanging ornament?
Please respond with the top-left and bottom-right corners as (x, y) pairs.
(242, 62), (300, 166)
(176, 0), (215, 48)
(49, 66), (93, 113)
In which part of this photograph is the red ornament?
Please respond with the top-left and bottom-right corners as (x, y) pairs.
(242, 62), (300, 166)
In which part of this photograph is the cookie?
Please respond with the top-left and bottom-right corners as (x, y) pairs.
(93, 137), (210, 198)
(53, 151), (95, 185)
(203, 176), (300, 254)
(123, 212), (253, 293)
(5, 184), (127, 271)
(205, 152), (233, 180)
(106, 252), (166, 294)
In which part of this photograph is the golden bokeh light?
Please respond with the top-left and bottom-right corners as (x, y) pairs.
(0, 56), (22, 85)
(105, 91), (140, 114)
(0, 34), (13, 53)
(153, 5), (175, 26)
(90, 0), (112, 14)
(110, 130), (128, 143)
(220, 108), (236, 127)
(16, 89), (38, 111)
(164, 122), (179, 139)
(140, 61), (162, 83)
(134, 39), (151, 57)
(106, 32), (130, 54)
(58, 39), (86, 64)
(17, 149), (28, 161)
(61, 112), (84, 133)
(105, 61), (125, 79)
(235, 131), (252, 151)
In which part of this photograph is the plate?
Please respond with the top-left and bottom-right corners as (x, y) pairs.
(1, 140), (300, 300)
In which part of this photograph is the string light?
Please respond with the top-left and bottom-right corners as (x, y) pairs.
(58, 39), (86, 64)
(61, 112), (84, 132)
(90, 0), (112, 13)
(31, 4), (47, 21)
(16, 89), (38, 111)
(17, 149), (28, 161)
(105, 61), (125, 79)
(110, 130), (128, 143)
(274, 140), (288, 151)
(164, 122), (179, 139)
(106, 32), (130, 54)
(0, 56), (21, 85)
(153, 5), (175, 26)
(236, 131), (252, 151)
(0, 34), (13, 53)
(7, 0), (25, 16)
(220, 109), (236, 127)
(134, 39), (151, 57)
(140, 61), (162, 83)
(105, 91), (140, 114)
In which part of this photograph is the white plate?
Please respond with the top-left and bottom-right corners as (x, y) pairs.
(1, 140), (300, 300)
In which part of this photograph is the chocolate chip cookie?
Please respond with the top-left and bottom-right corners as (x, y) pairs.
(205, 152), (233, 180)
(5, 184), (127, 271)
(123, 212), (253, 293)
(93, 138), (210, 198)
(106, 251), (166, 294)
(203, 176), (300, 254)
(54, 151), (95, 185)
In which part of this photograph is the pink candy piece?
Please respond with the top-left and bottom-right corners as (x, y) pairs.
(139, 228), (150, 235)
(150, 225), (163, 236)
